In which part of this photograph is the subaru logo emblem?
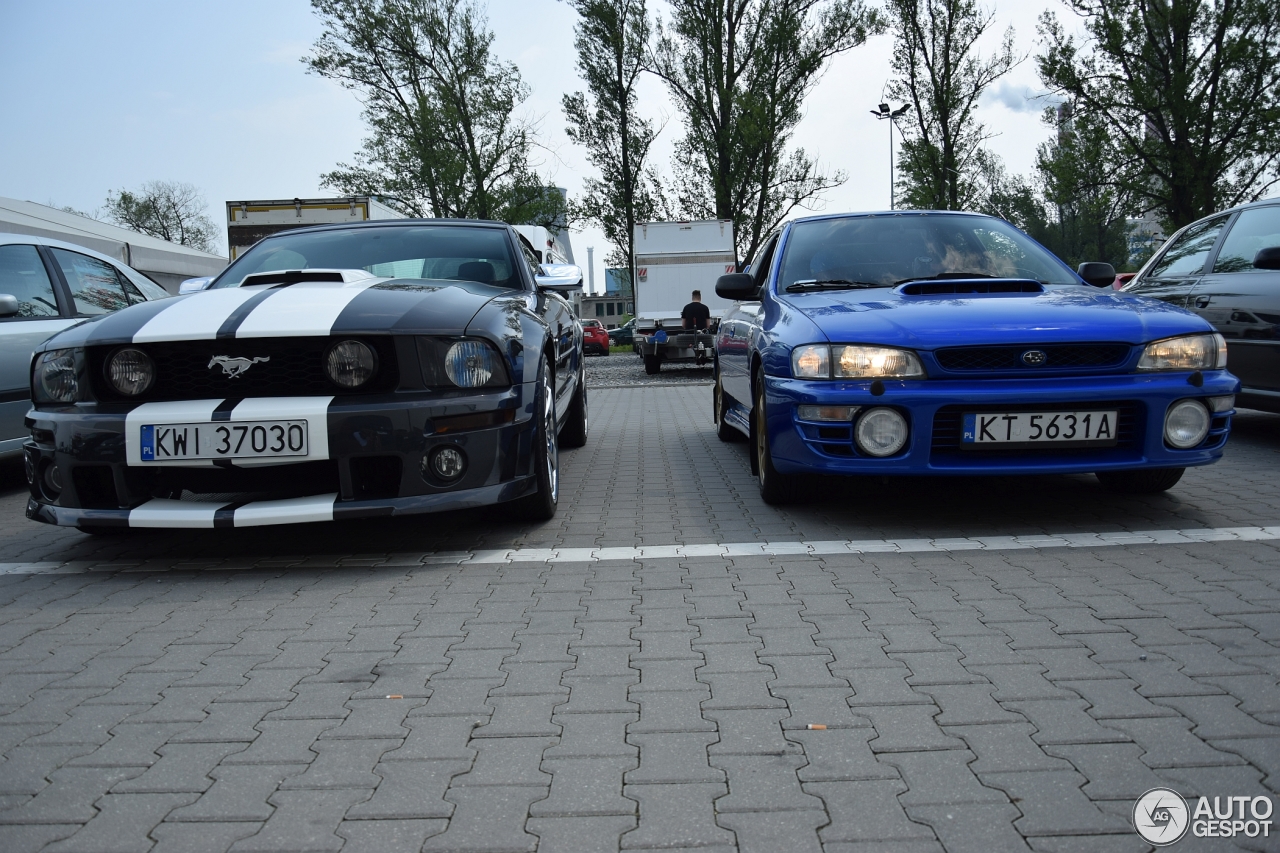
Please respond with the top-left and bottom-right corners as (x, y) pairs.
(1021, 349), (1047, 366)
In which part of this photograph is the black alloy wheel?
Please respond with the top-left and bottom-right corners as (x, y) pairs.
(515, 362), (560, 520)
(560, 360), (588, 449)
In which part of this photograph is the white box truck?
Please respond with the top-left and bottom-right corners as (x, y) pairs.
(633, 220), (736, 374)
(225, 196), (406, 260)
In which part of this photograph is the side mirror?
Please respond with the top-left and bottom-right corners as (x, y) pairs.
(1077, 262), (1116, 288)
(535, 264), (584, 292)
(179, 276), (213, 295)
(1254, 247), (1280, 270)
(716, 272), (757, 300)
(0, 294), (19, 317)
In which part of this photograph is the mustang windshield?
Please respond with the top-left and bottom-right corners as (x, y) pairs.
(213, 225), (522, 289)
(778, 214), (1078, 290)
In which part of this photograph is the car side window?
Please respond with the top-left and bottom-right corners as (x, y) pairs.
(1213, 206), (1280, 273)
(49, 248), (131, 315)
(0, 245), (61, 319)
(519, 242), (542, 280)
(1147, 216), (1229, 278)
(748, 235), (778, 288)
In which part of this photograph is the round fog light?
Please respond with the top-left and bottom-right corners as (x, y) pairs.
(1164, 399), (1210, 449)
(855, 407), (909, 457)
(39, 461), (62, 501)
(427, 446), (466, 481)
(107, 347), (155, 396)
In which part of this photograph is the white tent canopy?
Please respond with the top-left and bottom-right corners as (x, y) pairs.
(0, 197), (227, 292)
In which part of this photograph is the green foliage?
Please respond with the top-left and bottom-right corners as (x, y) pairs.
(104, 181), (219, 253)
(650, 0), (881, 263)
(1037, 0), (1280, 231)
(886, 0), (1018, 211)
(563, 0), (669, 269)
(306, 0), (564, 226)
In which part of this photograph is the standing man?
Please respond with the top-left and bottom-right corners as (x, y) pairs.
(681, 290), (712, 330)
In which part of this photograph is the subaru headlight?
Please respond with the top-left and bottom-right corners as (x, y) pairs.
(34, 349), (83, 403)
(1138, 333), (1226, 371)
(791, 344), (924, 379)
(418, 337), (511, 388)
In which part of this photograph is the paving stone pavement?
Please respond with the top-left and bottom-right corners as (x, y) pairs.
(0, 387), (1277, 852)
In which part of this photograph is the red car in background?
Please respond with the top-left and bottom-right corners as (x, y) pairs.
(582, 319), (611, 355)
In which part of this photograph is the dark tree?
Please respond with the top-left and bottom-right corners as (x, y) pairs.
(104, 181), (219, 253)
(563, 0), (668, 271)
(650, 0), (880, 263)
(306, 0), (564, 226)
(1037, 0), (1280, 231)
(886, 0), (1018, 211)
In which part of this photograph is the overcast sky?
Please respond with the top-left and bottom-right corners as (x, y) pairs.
(3, 0), (1083, 291)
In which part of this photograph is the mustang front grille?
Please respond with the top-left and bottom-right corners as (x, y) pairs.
(87, 337), (399, 401)
(934, 343), (1132, 372)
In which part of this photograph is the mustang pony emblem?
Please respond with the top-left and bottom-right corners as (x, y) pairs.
(208, 355), (270, 378)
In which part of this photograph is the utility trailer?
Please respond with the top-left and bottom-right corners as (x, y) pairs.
(633, 220), (736, 374)
(225, 196), (406, 260)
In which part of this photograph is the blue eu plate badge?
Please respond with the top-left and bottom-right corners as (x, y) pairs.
(962, 413), (977, 443)
(140, 425), (156, 461)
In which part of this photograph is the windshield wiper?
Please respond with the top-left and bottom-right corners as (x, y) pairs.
(894, 272), (996, 285)
(786, 279), (885, 292)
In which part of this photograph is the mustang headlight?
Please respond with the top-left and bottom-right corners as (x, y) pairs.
(326, 340), (378, 388)
(1138, 333), (1226, 371)
(106, 347), (155, 396)
(417, 337), (511, 388)
(791, 344), (924, 379)
(35, 349), (82, 403)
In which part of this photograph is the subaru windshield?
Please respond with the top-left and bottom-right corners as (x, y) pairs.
(777, 213), (1079, 290)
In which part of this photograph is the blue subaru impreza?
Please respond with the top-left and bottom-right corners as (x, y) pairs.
(712, 211), (1237, 504)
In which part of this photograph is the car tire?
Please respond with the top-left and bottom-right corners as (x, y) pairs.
(513, 362), (560, 520)
(714, 372), (742, 442)
(753, 374), (801, 505)
(1095, 467), (1186, 494)
(643, 354), (661, 375)
(560, 362), (588, 449)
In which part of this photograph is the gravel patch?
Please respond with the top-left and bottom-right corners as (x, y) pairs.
(585, 351), (714, 387)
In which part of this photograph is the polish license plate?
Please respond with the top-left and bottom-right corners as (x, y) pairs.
(140, 421), (309, 461)
(961, 410), (1118, 448)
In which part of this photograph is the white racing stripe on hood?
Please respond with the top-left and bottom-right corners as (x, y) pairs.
(132, 288), (263, 343)
(235, 280), (380, 338)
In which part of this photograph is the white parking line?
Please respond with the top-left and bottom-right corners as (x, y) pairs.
(0, 525), (1277, 576)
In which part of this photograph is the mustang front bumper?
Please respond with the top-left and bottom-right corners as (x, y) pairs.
(24, 383), (542, 529)
(763, 371), (1238, 476)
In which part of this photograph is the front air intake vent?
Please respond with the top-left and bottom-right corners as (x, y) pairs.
(239, 270), (349, 287)
(898, 279), (1044, 296)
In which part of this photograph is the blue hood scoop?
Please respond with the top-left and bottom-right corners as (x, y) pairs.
(896, 278), (1044, 296)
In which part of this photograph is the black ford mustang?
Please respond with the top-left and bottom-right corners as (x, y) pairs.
(24, 220), (587, 532)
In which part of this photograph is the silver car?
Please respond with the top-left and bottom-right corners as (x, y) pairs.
(0, 233), (171, 458)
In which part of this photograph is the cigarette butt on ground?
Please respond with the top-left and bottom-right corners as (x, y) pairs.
(807, 724), (827, 730)
(386, 695), (403, 699)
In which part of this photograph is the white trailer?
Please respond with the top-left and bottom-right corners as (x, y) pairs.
(225, 197), (406, 260)
(633, 220), (736, 374)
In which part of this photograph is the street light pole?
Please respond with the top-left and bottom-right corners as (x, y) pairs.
(870, 103), (910, 210)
